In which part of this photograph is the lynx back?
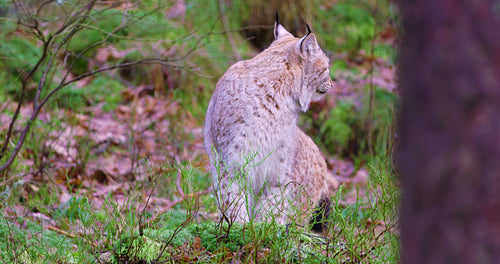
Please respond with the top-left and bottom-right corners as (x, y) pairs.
(204, 20), (334, 228)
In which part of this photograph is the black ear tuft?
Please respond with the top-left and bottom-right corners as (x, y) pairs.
(300, 24), (313, 53)
(274, 12), (279, 39)
(310, 196), (332, 233)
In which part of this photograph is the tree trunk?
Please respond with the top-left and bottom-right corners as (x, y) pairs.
(398, 1), (500, 263)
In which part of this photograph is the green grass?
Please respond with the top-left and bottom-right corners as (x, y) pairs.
(1, 154), (399, 263)
(332, 158), (399, 263)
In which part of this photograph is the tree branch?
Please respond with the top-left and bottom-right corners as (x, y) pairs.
(0, 3), (218, 173)
(217, 0), (242, 61)
(0, 24), (51, 160)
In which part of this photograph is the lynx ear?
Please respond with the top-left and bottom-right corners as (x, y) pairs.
(275, 24), (293, 40)
(298, 33), (320, 55)
(274, 13), (293, 40)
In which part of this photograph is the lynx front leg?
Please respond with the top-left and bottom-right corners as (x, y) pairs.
(213, 171), (255, 224)
(253, 182), (313, 226)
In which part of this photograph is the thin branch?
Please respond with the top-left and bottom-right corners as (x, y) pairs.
(217, 0), (242, 61)
(56, 3), (169, 92)
(366, 0), (381, 156)
(47, 225), (99, 248)
(51, 0), (97, 38)
(13, 0), (37, 29)
(0, 1), (97, 172)
(1, 0), (88, 161)
(0, 3), (217, 173)
(35, 0), (55, 17)
(0, 29), (51, 160)
(57, 12), (135, 87)
(176, 167), (185, 198)
(0, 84), (24, 161)
(0, 112), (37, 172)
(164, 23), (218, 63)
(139, 159), (160, 236)
(34, 0), (98, 109)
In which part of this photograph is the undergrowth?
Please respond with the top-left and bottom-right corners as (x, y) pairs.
(1, 157), (398, 263)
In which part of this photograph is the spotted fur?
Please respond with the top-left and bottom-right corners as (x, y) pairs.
(204, 22), (334, 226)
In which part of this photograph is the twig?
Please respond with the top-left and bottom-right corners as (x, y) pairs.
(47, 225), (99, 248)
(366, 0), (381, 156)
(0, 30), (51, 160)
(217, 0), (242, 61)
(0, 1), (98, 172)
(139, 159), (159, 236)
(176, 166), (185, 198)
(168, 187), (213, 209)
(140, 187), (213, 229)
(0, 2), (218, 173)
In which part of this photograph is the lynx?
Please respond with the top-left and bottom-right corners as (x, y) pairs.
(204, 19), (334, 229)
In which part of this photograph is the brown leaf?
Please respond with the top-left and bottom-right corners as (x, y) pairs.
(91, 169), (109, 184)
(56, 165), (83, 188)
(115, 105), (131, 121)
(121, 88), (137, 102)
(88, 115), (127, 145)
(192, 236), (205, 253)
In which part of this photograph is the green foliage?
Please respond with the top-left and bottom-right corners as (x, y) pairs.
(58, 196), (93, 223)
(331, 59), (349, 71)
(316, 87), (398, 159)
(0, 211), (86, 263)
(367, 157), (400, 262)
(374, 42), (396, 62)
(364, 87), (398, 157)
(325, 157), (399, 263)
(84, 77), (124, 112)
(312, 0), (395, 55)
(1, 36), (41, 77)
(0, 35), (42, 99)
(323, 2), (376, 53)
(0, 158), (400, 263)
(66, 9), (125, 53)
(187, 221), (283, 253)
(64, 9), (129, 75)
(50, 87), (88, 111)
(319, 100), (358, 154)
(127, 9), (181, 39)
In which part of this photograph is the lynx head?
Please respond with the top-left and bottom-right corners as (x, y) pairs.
(274, 20), (333, 112)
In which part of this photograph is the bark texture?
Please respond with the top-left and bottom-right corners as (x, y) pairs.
(398, 0), (500, 263)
